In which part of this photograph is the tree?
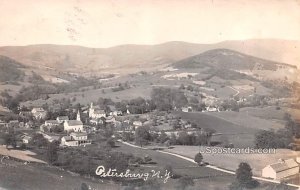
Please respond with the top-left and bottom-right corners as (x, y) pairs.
(47, 141), (58, 165)
(158, 131), (169, 143)
(172, 118), (181, 130)
(233, 162), (259, 189)
(4, 130), (16, 148)
(81, 183), (89, 190)
(151, 88), (188, 111)
(29, 133), (48, 148)
(194, 153), (203, 165)
(135, 126), (151, 147)
(255, 129), (291, 149)
(179, 84), (185, 90)
(169, 133), (177, 145)
(106, 138), (115, 147)
(176, 176), (194, 190)
(177, 131), (190, 145)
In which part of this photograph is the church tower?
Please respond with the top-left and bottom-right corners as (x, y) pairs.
(76, 110), (81, 121)
(89, 102), (94, 118)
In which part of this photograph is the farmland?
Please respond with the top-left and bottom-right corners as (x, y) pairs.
(165, 145), (300, 176)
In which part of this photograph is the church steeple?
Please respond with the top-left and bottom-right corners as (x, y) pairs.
(76, 110), (81, 121)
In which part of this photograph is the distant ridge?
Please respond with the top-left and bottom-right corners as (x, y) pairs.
(0, 39), (298, 74)
(173, 48), (296, 70)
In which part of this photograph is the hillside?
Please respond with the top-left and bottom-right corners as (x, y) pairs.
(0, 39), (298, 75)
(173, 49), (294, 70)
(0, 55), (25, 82)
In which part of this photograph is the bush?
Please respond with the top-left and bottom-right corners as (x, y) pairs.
(194, 153), (203, 165)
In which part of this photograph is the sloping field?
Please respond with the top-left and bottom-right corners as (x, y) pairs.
(204, 111), (285, 130)
(174, 111), (259, 147)
(0, 146), (46, 163)
(166, 146), (300, 176)
(0, 160), (119, 190)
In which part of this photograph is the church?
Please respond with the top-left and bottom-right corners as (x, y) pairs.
(89, 102), (106, 119)
(64, 110), (84, 132)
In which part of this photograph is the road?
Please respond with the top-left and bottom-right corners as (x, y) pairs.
(116, 141), (232, 179)
(227, 86), (240, 97)
(119, 141), (300, 189)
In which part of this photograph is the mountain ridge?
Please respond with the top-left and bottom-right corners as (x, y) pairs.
(0, 39), (298, 74)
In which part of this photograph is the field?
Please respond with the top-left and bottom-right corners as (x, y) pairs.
(174, 111), (259, 147)
(239, 106), (287, 121)
(204, 110), (285, 131)
(165, 145), (300, 177)
(0, 160), (120, 190)
(0, 145), (46, 163)
(114, 142), (236, 189)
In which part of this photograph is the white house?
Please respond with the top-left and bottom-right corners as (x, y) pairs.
(56, 116), (69, 123)
(61, 132), (91, 147)
(206, 106), (220, 112)
(45, 120), (60, 126)
(89, 102), (106, 119)
(262, 158), (299, 180)
(133, 121), (143, 128)
(110, 110), (122, 116)
(21, 135), (32, 144)
(31, 107), (47, 119)
(182, 106), (192, 112)
(64, 111), (83, 132)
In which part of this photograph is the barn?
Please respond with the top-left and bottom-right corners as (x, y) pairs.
(262, 158), (299, 180)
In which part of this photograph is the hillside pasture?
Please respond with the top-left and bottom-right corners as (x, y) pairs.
(173, 111), (262, 147)
(204, 111), (285, 131)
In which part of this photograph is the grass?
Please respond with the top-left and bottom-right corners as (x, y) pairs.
(0, 145), (46, 163)
(174, 111), (259, 147)
(114, 142), (230, 178)
(204, 110), (285, 130)
(165, 145), (300, 177)
(0, 160), (120, 190)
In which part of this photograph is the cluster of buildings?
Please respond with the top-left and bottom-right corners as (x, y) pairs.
(23, 102), (124, 147)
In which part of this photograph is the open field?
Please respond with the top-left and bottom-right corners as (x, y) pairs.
(174, 111), (259, 147)
(204, 110), (285, 130)
(165, 145), (300, 177)
(0, 145), (46, 163)
(0, 160), (120, 190)
(114, 142), (238, 189)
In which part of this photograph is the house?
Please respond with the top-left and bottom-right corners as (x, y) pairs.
(56, 116), (69, 123)
(19, 111), (32, 118)
(38, 132), (60, 143)
(45, 120), (60, 126)
(133, 121), (143, 128)
(89, 102), (106, 119)
(31, 107), (47, 119)
(262, 158), (299, 180)
(105, 116), (116, 124)
(90, 118), (105, 125)
(108, 105), (122, 116)
(0, 120), (7, 128)
(8, 120), (19, 128)
(25, 121), (33, 128)
(182, 106), (193, 112)
(110, 110), (122, 116)
(21, 135), (32, 144)
(64, 111), (83, 132)
(61, 132), (91, 147)
(206, 106), (219, 112)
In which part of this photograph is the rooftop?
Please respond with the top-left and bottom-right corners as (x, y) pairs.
(269, 159), (299, 172)
(66, 120), (83, 126)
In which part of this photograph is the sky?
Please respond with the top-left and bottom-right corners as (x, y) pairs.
(0, 0), (299, 48)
